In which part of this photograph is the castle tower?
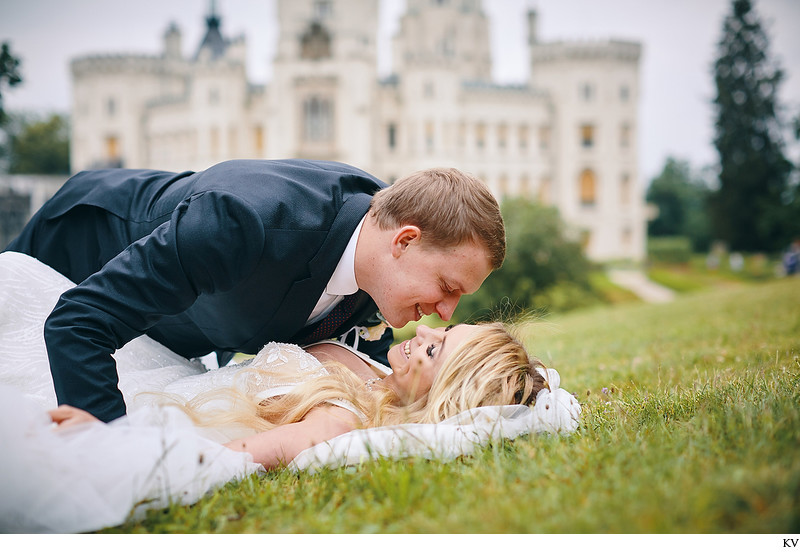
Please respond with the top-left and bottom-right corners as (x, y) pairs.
(392, 0), (491, 82)
(379, 0), (493, 175)
(270, 0), (379, 168)
(527, 9), (643, 259)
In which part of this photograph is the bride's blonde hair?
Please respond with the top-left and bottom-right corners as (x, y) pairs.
(169, 323), (547, 432)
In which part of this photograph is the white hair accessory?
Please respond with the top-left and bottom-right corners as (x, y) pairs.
(533, 367), (581, 434)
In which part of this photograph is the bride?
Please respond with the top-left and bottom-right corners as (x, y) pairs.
(0, 251), (580, 533)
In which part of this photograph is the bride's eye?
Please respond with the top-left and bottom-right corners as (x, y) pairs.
(426, 344), (436, 358)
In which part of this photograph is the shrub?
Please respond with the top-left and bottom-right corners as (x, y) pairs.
(647, 236), (693, 264)
(454, 198), (595, 321)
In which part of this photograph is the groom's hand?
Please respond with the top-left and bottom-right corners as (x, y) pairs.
(48, 405), (102, 429)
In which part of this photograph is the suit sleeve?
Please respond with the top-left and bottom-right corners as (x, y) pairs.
(44, 192), (266, 422)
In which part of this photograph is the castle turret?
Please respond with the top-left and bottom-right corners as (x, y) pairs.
(163, 23), (182, 60)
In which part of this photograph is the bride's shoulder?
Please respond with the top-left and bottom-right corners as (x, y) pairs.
(303, 340), (392, 376)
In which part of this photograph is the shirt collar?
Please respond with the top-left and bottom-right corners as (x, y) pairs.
(325, 215), (364, 296)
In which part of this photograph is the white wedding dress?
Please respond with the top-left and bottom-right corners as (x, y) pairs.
(0, 251), (581, 534)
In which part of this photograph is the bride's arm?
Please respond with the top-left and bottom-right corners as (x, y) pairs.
(224, 404), (359, 469)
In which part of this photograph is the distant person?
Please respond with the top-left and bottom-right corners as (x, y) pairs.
(783, 239), (799, 276)
(4, 159), (505, 422)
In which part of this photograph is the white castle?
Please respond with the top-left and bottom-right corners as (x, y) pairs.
(70, 0), (645, 261)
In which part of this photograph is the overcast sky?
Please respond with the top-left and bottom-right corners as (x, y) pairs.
(1, 0), (798, 182)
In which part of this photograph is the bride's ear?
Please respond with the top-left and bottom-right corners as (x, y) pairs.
(390, 226), (422, 258)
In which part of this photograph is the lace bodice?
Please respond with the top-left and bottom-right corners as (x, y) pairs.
(159, 342), (327, 404)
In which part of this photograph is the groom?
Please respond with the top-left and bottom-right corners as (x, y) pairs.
(5, 159), (505, 422)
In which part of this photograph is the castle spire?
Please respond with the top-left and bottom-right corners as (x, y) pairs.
(195, 0), (226, 60)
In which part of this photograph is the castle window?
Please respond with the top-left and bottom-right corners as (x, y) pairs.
(228, 127), (238, 156)
(539, 126), (550, 150)
(0, 189), (30, 250)
(580, 83), (594, 101)
(313, 1), (332, 19)
(424, 81), (435, 99)
(580, 229), (592, 252)
(620, 173), (631, 205)
(387, 123), (397, 151)
(622, 226), (632, 247)
(105, 135), (119, 160)
(210, 127), (219, 156)
(579, 169), (597, 206)
(581, 125), (594, 148)
(620, 123), (631, 148)
(497, 123), (508, 150)
(301, 22), (332, 60)
(107, 98), (116, 117)
(425, 121), (435, 152)
(253, 126), (264, 155)
(209, 89), (220, 105)
(498, 174), (509, 197)
(476, 122), (486, 150)
(620, 85), (630, 102)
(458, 121), (466, 149)
(518, 125), (529, 151)
(303, 96), (333, 142)
(538, 176), (551, 204)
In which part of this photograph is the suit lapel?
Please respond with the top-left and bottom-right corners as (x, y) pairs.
(259, 192), (374, 344)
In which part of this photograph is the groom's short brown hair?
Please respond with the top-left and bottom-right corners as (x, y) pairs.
(369, 168), (505, 269)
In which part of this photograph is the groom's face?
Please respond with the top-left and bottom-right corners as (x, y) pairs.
(371, 232), (492, 328)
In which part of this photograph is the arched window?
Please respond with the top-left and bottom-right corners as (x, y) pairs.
(579, 169), (597, 206)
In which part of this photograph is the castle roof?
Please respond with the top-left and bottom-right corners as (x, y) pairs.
(194, 4), (227, 61)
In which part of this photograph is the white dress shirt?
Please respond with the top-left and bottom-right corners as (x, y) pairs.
(305, 216), (365, 325)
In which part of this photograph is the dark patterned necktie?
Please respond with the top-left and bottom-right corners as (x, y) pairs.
(298, 293), (360, 345)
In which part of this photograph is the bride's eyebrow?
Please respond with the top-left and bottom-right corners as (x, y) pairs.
(438, 324), (461, 358)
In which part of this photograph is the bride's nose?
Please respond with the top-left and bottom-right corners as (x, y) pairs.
(415, 324), (444, 339)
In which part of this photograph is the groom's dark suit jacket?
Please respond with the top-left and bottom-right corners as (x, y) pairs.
(6, 159), (390, 421)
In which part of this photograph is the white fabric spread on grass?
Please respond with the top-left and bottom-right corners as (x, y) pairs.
(0, 251), (580, 533)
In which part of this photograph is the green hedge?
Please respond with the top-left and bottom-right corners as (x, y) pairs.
(647, 236), (693, 264)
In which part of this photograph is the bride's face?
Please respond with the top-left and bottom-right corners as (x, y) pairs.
(383, 324), (476, 403)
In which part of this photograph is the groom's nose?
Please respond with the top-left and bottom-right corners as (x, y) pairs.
(434, 295), (460, 321)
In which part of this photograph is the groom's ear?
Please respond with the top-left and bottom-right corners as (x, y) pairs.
(390, 225), (422, 258)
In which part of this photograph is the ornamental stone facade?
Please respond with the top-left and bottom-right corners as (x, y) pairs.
(70, 0), (645, 261)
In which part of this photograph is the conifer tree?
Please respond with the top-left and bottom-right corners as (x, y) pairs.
(0, 42), (22, 125)
(710, 0), (792, 252)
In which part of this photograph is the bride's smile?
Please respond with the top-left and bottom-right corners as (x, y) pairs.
(384, 324), (475, 403)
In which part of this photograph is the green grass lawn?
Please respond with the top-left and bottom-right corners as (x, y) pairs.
(104, 277), (800, 533)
